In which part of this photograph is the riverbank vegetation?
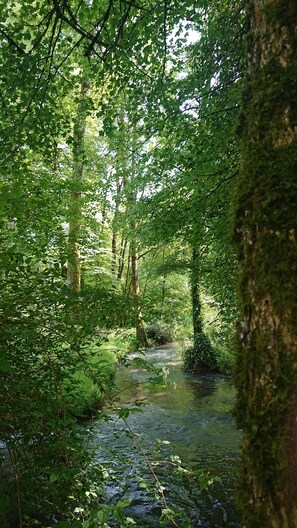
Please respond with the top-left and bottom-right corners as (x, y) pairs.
(0, 0), (296, 527)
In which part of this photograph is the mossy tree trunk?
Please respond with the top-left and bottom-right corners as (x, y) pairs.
(234, 1), (297, 526)
(191, 245), (203, 339)
(187, 244), (215, 370)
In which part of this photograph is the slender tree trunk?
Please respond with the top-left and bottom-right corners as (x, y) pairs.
(99, 186), (108, 237)
(234, 2), (297, 526)
(131, 241), (148, 347)
(67, 80), (88, 293)
(118, 236), (128, 281)
(128, 133), (148, 347)
(111, 180), (121, 276)
(119, 243), (131, 328)
(124, 244), (131, 296)
(111, 228), (117, 276)
(159, 248), (166, 319)
(191, 245), (203, 340)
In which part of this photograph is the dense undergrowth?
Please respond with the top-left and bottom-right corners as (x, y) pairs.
(0, 339), (118, 527)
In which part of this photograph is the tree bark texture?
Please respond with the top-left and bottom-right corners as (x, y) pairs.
(234, 1), (297, 526)
(67, 80), (88, 293)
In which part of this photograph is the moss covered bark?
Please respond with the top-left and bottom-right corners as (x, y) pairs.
(234, 1), (297, 526)
(183, 245), (216, 371)
(191, 245), (203, 338)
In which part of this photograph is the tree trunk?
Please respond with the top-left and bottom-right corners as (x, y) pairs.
(111, 229), (117, 276)
(128, 133), (148, 347)
(67, 80), (88, 293)
(118, 236), (127, 281)
(234, 2), (297, 526)
(131, 241), (148, 348)
(111, 180), (121, 276)
(191, 245), (203, 340)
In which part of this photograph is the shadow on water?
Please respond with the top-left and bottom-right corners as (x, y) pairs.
(92, 344), (241, 527)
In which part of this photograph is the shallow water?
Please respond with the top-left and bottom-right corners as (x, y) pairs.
(92, 344), (241, 527)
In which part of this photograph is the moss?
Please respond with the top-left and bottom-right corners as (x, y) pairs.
(234, 326), (297, 526)
(233, 3), (297, 524)
(235, 54), (297, 318)
(263, 1), (297, 32)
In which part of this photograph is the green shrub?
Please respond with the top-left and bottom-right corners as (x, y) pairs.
(62, 371), (102, 417)
(145, 323), (173, 345)
(204, 323), (236, 372)
(62, 347), (116, 417)
(100, 329), (137, 356)
(183, 332), (217, 371)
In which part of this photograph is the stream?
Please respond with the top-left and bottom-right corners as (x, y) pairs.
(92, 344), (241, 527)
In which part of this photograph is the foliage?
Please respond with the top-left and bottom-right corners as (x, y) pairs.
(0, 198), (117, 524)
(0, 0), (247, 524)
(139, 248), (192, 332)
(0, 283), (117, 525)
(62, 345), (116, 418)
(145, 323), (174, 345)
(206, 326), (235, 373)
(183, 333), (217, 372)
(202, 297), (236, 372)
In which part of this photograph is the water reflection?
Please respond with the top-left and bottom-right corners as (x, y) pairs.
(93, 345), (241, 527)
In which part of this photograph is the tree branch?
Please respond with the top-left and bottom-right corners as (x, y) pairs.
(0, 28), (26, 55)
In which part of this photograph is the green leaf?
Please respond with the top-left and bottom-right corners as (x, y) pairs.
(118, 407), (130, 419)
(0, 355), (11, 373)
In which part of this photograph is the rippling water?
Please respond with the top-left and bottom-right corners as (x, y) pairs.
(91, 344), (241, 527)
